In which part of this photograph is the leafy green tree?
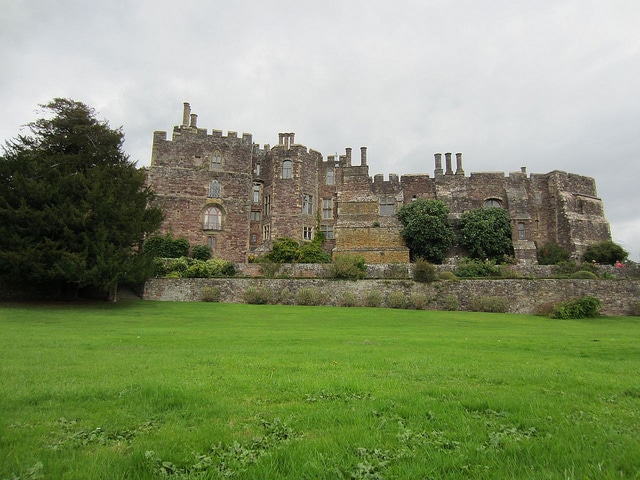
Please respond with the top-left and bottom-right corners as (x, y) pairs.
(458, 207), (514, 262)
(0, 98), (163, 301)
(582, 240), (628, 265)
(397, 199), (453, 263)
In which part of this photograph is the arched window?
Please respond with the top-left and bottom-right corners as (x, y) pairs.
(211, 150), (222, 169)
(282, 160), (292, 179)
(208, 180), (221, 198)
(203, 206), (222, 230)
(484, 198), (502, 208)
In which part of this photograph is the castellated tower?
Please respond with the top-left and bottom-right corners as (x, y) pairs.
(146, 103), (611, 263)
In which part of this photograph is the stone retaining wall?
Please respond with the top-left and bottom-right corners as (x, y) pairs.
(143, 277), (640, 316)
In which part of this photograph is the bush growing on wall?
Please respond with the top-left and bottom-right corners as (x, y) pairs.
(551, 296), (601, 319)
(454, 258), (501, 278)
(364, 290), (382, 307)
(295, 288), (326, 306)
(385, 291), (407, 309)
(537, 243), (569, 265)
(243, 286), (274, 304)
(582, 240), (628, 265)
(191, 245), (212, 261)
(469, 296), (509, 313)
(328, 255), (367, 280)
(156, 257), (236, 278)
(412, 258), (438, 283)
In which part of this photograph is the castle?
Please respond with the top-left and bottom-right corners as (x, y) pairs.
(146, 103), (612, 264)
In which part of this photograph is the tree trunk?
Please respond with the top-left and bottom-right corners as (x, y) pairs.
(108, 283), (118, 303)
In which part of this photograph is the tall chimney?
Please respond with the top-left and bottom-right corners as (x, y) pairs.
(182, 102), (190, 127)
(455, 152), (464, 175)
(434, 153), (443, 177)
(360, 147), (367, 166)
(190, 114), (197, 128)
(289, 132), (295, 145)
(445, 152), (453, 175)
(278, 133), (284, 146)
(346, 147), (352, 165)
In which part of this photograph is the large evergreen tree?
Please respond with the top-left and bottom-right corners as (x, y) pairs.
(0, 98), (163, 300)
(397, 199), (453, 263)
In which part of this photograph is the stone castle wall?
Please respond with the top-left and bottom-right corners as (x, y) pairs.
(143, 277), (640, 317)
(146, 103), (612, 264)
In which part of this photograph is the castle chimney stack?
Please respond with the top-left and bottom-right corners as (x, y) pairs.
(445, 152), (453, 175)
(455, 153), (464, 176)
(289, 133), (295, 145)
(360, 147), (367, 166)
(190, 114), (198, 128)
(434, 153), (443, 177)
(278, 133), (284, 146)
(346, 148), (352, 166)
(182, 102), (190, 127)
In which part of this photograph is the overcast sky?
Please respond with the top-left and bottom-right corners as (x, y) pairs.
(2, 0), (639, 260)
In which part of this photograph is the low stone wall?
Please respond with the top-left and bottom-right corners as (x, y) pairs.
(143, 277), (640, 316)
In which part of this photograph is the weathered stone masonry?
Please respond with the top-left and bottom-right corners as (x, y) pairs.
(146, 103), (612, 263)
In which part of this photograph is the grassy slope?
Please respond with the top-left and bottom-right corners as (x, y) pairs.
(1, 302), (639, 479)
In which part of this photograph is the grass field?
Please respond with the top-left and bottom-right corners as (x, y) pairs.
(1, 301), (640, 479)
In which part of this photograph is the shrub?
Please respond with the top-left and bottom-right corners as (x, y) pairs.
(258, 261), (282, 278)
(555, 261), (598, 278)
(385, 263), (409, 279)
(277, 288), (293, 305)
(438, 271), (457, 281)
(412, 258), (438, 283)
(442, 295), (459, 311)
(161, 257), (191, 276)
(469, 296), (509, 313)
(201, 287), (220, 302)
(295, 288), (326, 306)
(329, 255), (367, 280)
(551, 296), (601, 319)
(220, 262), (237, 277)
(385, 290), (407, 309)
(570, 270), (598, 279)
(143, 233), (190, 258)
(454, 258), (500, 278)
(338, 291), (358, 307)
(243, 286), (274, 304)
(409, 293), (429, 310)
(364, 290), (382, 307)
(191, 245), (212, 261)
(582, 240), (629, 265)
(298, 241), (331, 263)
(537, 243), (570, 265)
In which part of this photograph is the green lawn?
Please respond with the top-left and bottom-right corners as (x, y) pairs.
(1, 302), (639, 479)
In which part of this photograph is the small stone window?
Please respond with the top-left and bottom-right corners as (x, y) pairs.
(518, 222), (526, 240)
(203, 205), (222, 230)
(320, 224), (334, 240)
(264, 195), (271, 217)
(263, 224), (271, 240)
(250, 211), (261, 221)
(484, 198), (502, 208)
(207, 236), (217, 249)
(211, 150), (222, 169)
(282, 160), (292, 179)
(303, 226), (313, 241)
(326, 169), (335, 185)
(303, 194), (313, 215)
(379, 196), (395, 216)
(251, 233), (258, 244)
(322, 198), (333, 219)
(208, 180), (221, 198)
(252, 183), (261, 204)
